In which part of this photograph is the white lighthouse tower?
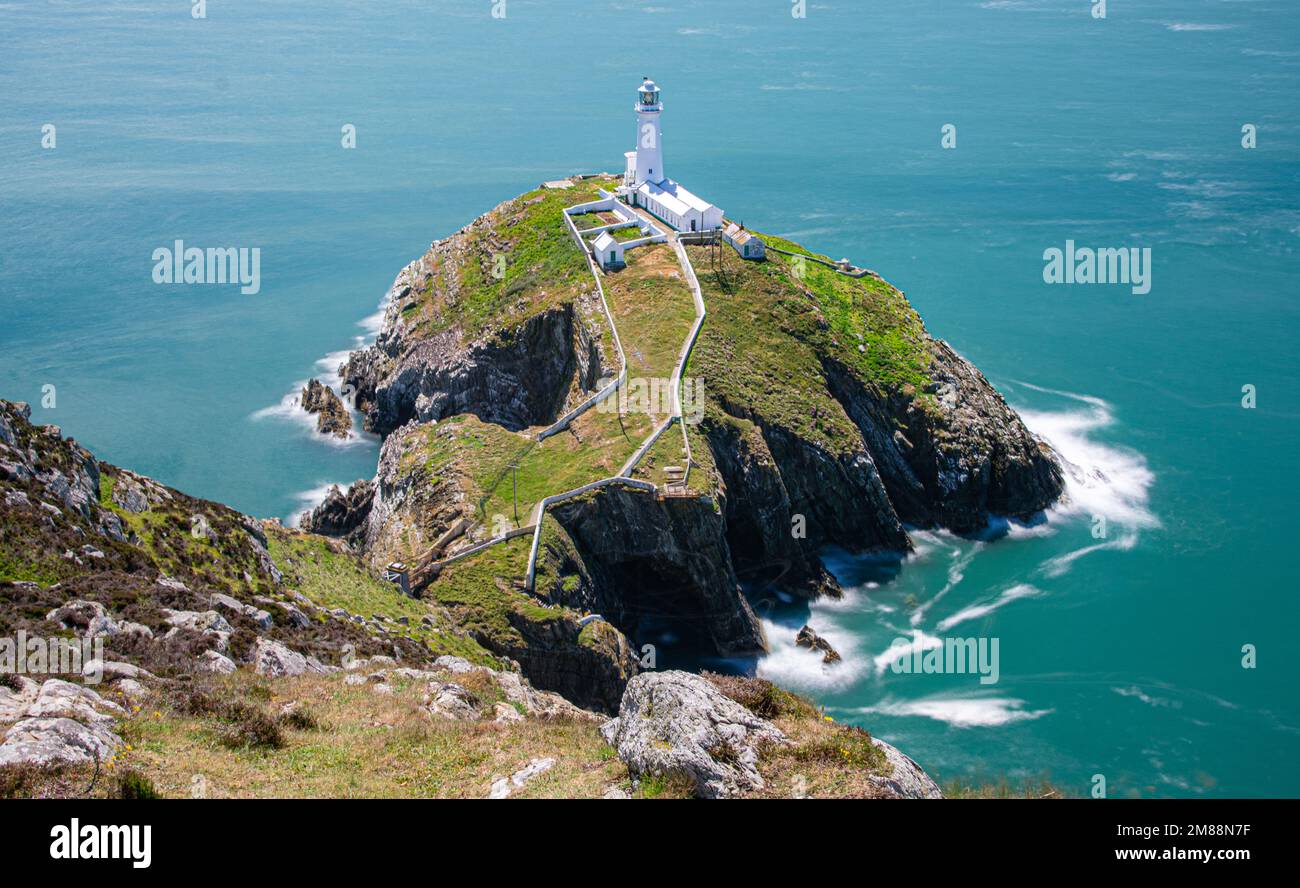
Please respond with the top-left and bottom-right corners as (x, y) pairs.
(633, 78), (664, 186)
(620, 77), (724, 233)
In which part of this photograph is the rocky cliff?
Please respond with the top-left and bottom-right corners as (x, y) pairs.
(319, 182), (1062, 688)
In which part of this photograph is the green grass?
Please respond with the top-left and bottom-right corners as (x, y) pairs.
(424, 536), (567, 652)
(684, 240), (933, 457)
(406, 178), (618, 340)
(266, 530), (498, 667)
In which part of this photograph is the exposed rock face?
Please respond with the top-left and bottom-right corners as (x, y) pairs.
(796, 625), (841, 664)
(870, 737), (944, 799)
(822, 341), (1064, 533)
(251, 638), (331, 678)
(488, 756), (555, 799)
(300, 378), (352, 438)
(544, 488), (765, 656)
(341, 202), (613, 437)
(346, 303), (607, 436)
(300, 479), (375, 541)
(601, 671), (788, 799)
(0, 680), (125, 767)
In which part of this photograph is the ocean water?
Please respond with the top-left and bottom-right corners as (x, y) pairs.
(2, 1), (1297, 796)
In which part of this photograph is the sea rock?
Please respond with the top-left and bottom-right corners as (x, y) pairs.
(299, 479), (374, 540)
(301, 378), (352, 439)
(795, 624), (841, 664)
(601, 671), (788, 799)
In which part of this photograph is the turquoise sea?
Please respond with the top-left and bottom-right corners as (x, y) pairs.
(2, 1), (1297, 796)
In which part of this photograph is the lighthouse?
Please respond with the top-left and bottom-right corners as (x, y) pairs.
(633, 79), (665, 186)
(620, 77), (724, 233)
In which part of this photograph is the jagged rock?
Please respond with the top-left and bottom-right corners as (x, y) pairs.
(342, 238), (610, 437)
(425, 682), (479, 720)
(20, 680), (123, 733)
(264, 599), (310, 629)
(301, 378), (352, 439)
(0, 716), (122, 767)
(487, 757), (555, 799)
(118, 621), (154, 639)
(196, 650), (238, 675)
(83, 660), (154, 683)
(112, 478), (149, 513)
(795, 624), (842, 664)
(870, 737), (943, 799)
(0, 676), (40, 721)
(162, 609), (234, 635)
(251, 637), (330, 678)
(493, 702), (524, 723)
(494, 670), (597, 721)
(211, 593), (273, 630)
(156, 576), (189, 592)
(45, 600), (108, 634)
(302, 480), (376, 542)
(433, 655), (483, 675)
(114, 679), (148, 703)
(601, 671), (788, 799)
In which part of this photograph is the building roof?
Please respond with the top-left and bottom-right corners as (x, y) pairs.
(724, 222), (755, 245)
(636, 178), (719, 217)
(592, 231), (619, 252)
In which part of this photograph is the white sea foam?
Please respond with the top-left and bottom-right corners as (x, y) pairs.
(251, 294), (389, 446)
(872, 630), (944, 676)
(1037, 531), (1138, 578)
(755, 617), (870, 692)
(1015, 383), (1157, 531)
(250, 378), (371, 449)
(285, 483), (343, 527)
(935, 583), (1042, 632)
(855, 695), (1052, 728)
(1164, 22), (1236, 32)
(910, 542), (981, 626)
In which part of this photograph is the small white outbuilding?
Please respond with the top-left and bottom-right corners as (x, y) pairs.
(592, 231), (625, 270)
(723, 223), (765, 260)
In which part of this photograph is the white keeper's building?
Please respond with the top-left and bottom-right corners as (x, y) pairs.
(621, 79), (724, 233)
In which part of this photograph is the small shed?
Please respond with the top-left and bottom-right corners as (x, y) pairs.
(723, 223), (765, 260)
(592, 231), (625, 269)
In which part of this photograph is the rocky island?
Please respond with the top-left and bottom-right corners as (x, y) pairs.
(0, 173), (1061, 798)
